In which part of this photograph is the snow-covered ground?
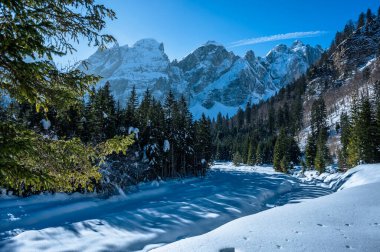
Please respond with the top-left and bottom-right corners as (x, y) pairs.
(154, 164), (380, 252)
(1, 163), (378, 252)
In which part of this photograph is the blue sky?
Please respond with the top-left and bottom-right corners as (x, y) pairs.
(57, 0), (379, 66)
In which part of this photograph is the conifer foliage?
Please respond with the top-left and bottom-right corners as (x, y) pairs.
(1, 84), (212, 195)
(338, 89), (380, 169)
(0, 0), (116, 111)
(305, 97), (329, 172)
(211, 77), (304, 169)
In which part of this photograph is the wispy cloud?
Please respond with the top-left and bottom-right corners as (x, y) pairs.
(229, 31), (327, 48)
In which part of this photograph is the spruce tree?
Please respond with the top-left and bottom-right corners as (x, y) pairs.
(0, 0), (116, 111)
(308, 97), (329, 169)
(375, 82), (380, 162)
(125, 86), (138, 127)
(137, 89), (152, 129)
(366, 9), (374, 25)
(195, 114), (212, 163)
(255, 142), (264, 165)
(347, 96), (361, 167)
(305, 134), (316, 168)
(357, 98), (376, 163)
(246, 142), (255, 165)
(245, 101), (252, 126)
(339, 113), (351, 170)
(280, 156), (289, 173)
(233, 152), (243, 166)
(273, 128), (287, 172)
(268, 106), (276, 135)
(314, 132), (328, 173)
(357, 12), (366, 29)
(314, 143), (326, 173)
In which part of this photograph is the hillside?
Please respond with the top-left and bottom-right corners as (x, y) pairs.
(212, 11), (380, 166)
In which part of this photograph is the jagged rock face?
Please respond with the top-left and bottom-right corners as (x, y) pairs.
(79, 39), (170, 103)
(332, 19), (380, 77)
(306, 17), (380, 99)
(176, 40), (322, 109)
(266, 41), (323, 88)
(80, 39), (323, 117)
(176, 42), (268, 108)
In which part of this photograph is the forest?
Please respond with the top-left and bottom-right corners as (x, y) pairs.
(210, 9), (380, 173)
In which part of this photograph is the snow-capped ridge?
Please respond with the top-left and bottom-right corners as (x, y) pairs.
(80, 39), (323, 118)
(132, 38), (164, 52)
(202, 40), (223, 47)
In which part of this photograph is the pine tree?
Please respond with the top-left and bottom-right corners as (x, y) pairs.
(347, 96), (361, 167)
(233, 152), (243, 166)
(314, 143), (325, 173)
(176, 95), (195, 175)
(288, 138), (300, 166)
(236, 108), (244, 129)
(280, 156), (289, 173)
(338, 113), (351, 170)
(163, 91), (178, 176)
(366, 9), (374, 25)
(194, 114), (212, 175)
(290, 96), (303, 135)
(125, 85), (138, 127)
(305, 134), (316, 168)
(100, 82), (117, 140)
(314, 132), (328, 173)
(268, 106), (276, 135)
(357, 12), (366, 29)
(307, 97), (329, 169)
(137, 89), (152, 129)
(273, 128), (287, 171)
(357, 98), (376, 163)
(115, 101), (124, 135)
(0, 1), (116, 111)
(245, 101), (252, 126)
(311, 97), (328, 139)
(246, 142), (255, 165)
(255, 142), (264, 165)
(343, 20), (355, 38)
(375, 82), (380, 162)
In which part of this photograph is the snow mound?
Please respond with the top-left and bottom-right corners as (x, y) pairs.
(153, 164), (380, 252)
(337, 164), (380, 190)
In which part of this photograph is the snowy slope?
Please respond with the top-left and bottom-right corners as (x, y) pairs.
(80, 40), (323, 118)
(153, 164), (380, 252)
(0, 163), (335, 252)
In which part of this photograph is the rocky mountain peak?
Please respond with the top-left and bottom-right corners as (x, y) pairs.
(133, 38), (165, 52)
(291, 40), (305, 48)
(244, 50), (256, 63)
(80, 39), (323, 118)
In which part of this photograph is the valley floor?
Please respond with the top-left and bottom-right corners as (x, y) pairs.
(0, 163), (379, 251)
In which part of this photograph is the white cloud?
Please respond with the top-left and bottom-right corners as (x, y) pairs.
(230, 31), (327, 47)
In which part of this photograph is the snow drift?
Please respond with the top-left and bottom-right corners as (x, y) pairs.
(153, 164), (380, 252)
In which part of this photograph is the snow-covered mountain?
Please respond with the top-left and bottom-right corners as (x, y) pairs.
(78, 39), (171, 103)
(80, 39), (323, 118)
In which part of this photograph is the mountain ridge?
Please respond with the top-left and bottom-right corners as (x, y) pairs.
(79, 39), (323, 118)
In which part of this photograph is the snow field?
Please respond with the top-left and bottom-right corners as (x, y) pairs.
(153, 164), (380, 252)
(1, 163), (378, 251)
